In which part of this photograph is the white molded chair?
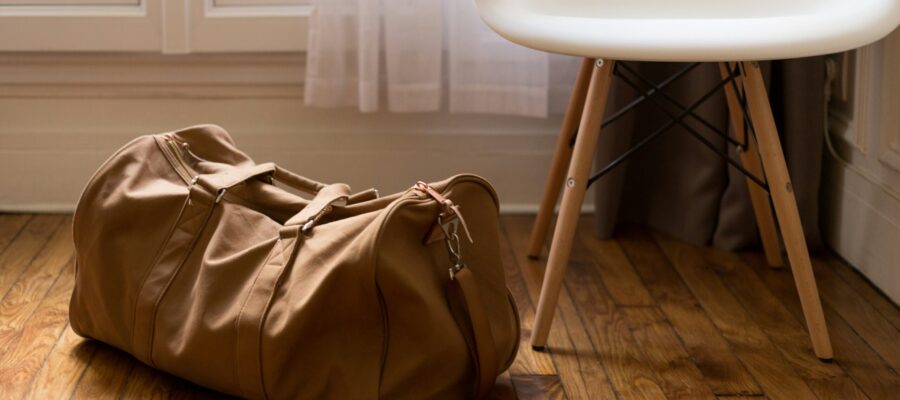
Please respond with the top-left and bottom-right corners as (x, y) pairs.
(475, 0), (900, 360)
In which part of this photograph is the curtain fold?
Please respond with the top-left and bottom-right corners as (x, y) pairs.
(383, 0), (443, 112)
(305, 0), (558, 117)
(446, 0), (550, 117)
(593, 59), (826, 252)
(304, 0), (380, 111)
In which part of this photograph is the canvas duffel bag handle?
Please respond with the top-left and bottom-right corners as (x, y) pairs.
(197, 162), (352, 232)
(199, 162), (334, 196)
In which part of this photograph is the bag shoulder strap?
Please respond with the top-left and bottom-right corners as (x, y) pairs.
(448, 267), (499, 399)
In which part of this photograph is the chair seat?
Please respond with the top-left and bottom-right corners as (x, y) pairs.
(475, 0), (900, 61)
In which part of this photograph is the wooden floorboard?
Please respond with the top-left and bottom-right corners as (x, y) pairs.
(0, 213), (897, 399)
(503, 216), (618, 399)
(616, 226), (762, 396)
(809, 257), (900, 373)
(653, 231), (818, 400)
(510, 375), (566, 400)
(824, 258), (900, 331)
(744, 252), (900, 400)
(0, 216), (64, 305)
(577, 223), (715, 400)
(703, 248), (867, 400)
(0, 217), (74, 398)
(118, 360), (179, 399)
(25, 324), (98, 400)
(0, 215), (31, 254)
(498, 217), (558, 377)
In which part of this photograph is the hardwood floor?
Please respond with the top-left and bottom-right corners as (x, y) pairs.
(0, 213), (897, 399)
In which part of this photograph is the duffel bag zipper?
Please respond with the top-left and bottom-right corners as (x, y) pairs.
(160, 135), (195, 184)
(158, 134), (313, 222)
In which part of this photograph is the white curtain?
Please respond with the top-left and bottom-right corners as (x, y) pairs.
(304, 0), (577, 117)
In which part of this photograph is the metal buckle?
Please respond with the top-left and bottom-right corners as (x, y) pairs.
(440, 214), (466, 280)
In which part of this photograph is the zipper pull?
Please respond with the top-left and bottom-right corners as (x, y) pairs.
(186, 175), (200, 206)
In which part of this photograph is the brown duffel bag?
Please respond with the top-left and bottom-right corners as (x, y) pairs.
(70, 124), (520, 399)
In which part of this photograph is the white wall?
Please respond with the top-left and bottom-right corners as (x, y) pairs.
(822, 29), (900, 304)
(0, 53), (569, 213)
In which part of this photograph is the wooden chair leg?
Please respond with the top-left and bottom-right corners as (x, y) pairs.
(719, 62), (783, 268)
(740, 61), (833, 360)
(527, 58), (596, 258)
(531, 59), (615, 348)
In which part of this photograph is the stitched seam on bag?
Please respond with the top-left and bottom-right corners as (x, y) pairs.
(254, 239), (295, 400)
(502, 290), (521, 371)
(371, 176), (501, 397)
(145, 204), (216, 367)
(374, 285), (389, 394)
(130, 193), (191, 353)
(371, 179), (465, 396)
(369, 194), (421, 398)
(234, 239), (280, 399)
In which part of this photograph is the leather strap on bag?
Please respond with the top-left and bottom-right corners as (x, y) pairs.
(417, 180), (499, 398)
(198, 162), (328, 196)
(284, 183), (351, 229)
(197, 162), (374, 215)
(235, 226), (301, 400)
(448, 267), (499, 399)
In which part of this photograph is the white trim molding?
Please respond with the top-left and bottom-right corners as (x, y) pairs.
(204, 0), (311, 18)
(876, 29), (900, 173)
(0, 0), (158, 51)
(823, 27), (900, 304)
(0, 52), (305, 99)
(190, 0), (311, 52)
(827, 48), (871, 154)
(0, 0), (310, 52)
(0, 1), (144, 17)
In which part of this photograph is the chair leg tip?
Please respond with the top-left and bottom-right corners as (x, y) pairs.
(818, 356), (834, 363)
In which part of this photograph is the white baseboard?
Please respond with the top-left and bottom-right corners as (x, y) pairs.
(823, 157), (900, 305)
(822, 33), (900, 305)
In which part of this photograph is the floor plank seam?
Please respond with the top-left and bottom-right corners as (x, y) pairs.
(824, 256), (900, 331)
(647, 231), (782, 398)
(823, 297), (900, 377)
(615, 231), (762, 398)
(746, 256), (900, 382)
(3, 253), (75, 342)
(707, 251), (870, 399)
(562, 279), (624, 400)
(21, 319), (75, 399)
(0, 215), (32, 256)
(497, 220), (568, 389)
(0, 217), (66, 303)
